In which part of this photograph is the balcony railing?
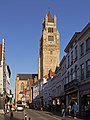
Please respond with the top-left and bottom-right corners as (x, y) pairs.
(64, 78), (79, 91)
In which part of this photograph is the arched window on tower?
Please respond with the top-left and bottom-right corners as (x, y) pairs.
(21, 82), (24, 91)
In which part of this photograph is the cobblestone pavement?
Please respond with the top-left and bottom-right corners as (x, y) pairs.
(0, 111), (24, 120)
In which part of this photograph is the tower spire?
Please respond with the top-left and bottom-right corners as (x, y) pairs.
(47, 10), (53, 22)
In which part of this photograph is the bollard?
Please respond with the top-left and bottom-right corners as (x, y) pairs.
(10, 111), (13, 117)
(28, 117), (30, 120)
(24, 114), (27, 120)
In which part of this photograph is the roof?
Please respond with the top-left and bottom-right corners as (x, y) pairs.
(47, 11), (53, 22)
(64, 32), (80, 53)
(0, 44), (2, 61)
(77, 22), (90, 40)
(43, 74), (49, 79)
(64, 22), (90, 53)
(17, 74), (38, 80)
(48, 69), (56, 77)
(43, 69), (55, 80)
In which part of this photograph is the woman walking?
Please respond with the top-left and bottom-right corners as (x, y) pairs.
(72, 102), (79, 119)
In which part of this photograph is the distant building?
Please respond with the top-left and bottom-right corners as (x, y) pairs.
(25, 75), (38, 104)
(38, 11), (60, 79)
(15, 74), (38, 105)
(32, 69), (55, 109)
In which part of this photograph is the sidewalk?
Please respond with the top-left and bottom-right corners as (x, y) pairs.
(44, 110), (82, 120)
(0, 112), (12, 120)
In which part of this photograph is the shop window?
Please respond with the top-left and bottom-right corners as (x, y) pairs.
(86, 59), (90, 78)
(57, 99), (60, 105)
(53, 100), (56, 105)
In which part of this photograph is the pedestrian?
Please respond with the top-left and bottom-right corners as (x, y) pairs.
(85, 104), (89, 117)
(72, 102), (79, 119)
(67, 104), (71, 117)
(61, 103), (65, 117)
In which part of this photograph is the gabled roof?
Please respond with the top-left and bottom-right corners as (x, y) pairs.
(47, 11), (53, 22)
(17, 74), (38, 80)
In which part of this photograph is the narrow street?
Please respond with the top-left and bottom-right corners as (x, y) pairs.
(0, 109), (86, 120)
(25, 109), (82, 120)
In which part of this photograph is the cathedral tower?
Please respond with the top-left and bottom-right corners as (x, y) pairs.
(38, 11), (60, 79)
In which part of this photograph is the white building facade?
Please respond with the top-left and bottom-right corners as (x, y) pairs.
(0, 39), (11, 113)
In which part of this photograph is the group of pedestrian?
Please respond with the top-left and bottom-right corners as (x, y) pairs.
(61, 102), (79, 119)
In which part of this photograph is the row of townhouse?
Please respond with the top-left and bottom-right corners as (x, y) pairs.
(32, 22), (90, 118)
(0, 38), (11, 113)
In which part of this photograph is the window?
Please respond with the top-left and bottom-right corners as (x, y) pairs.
(75, 65), (78, 79)
(21, 82), (24, 91)
(48, 36), (54, 41)
(68, 55), (70, 68)
(71, 68), (73, 80)
(71, 51), (73, 65)
(80, 43), (84, 56)
(81, 63), (84, 80)
(75, 46), (78, 61)
(50, 50), (53, 54)
(67, 72), (69, 83)
(48, 28), (53, 33)
(86, 37), (90, 52)
(86, 59), (90, 78)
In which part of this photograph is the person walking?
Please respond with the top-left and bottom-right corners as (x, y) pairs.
(67, 104), (71, 117)
(61, 103), (65, 117)
(72, 102), (79, 119)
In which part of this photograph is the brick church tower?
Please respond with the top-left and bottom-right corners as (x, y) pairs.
(38, 11), (60, 79)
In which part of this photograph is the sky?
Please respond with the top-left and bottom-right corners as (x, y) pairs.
(0, 0), (90, 96)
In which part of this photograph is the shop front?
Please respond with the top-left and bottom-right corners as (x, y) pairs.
(52, 96), (65, 113)
(64, 79), (79, 112)
(79, 82), (90, 119)
(66, 91), (78, 108)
